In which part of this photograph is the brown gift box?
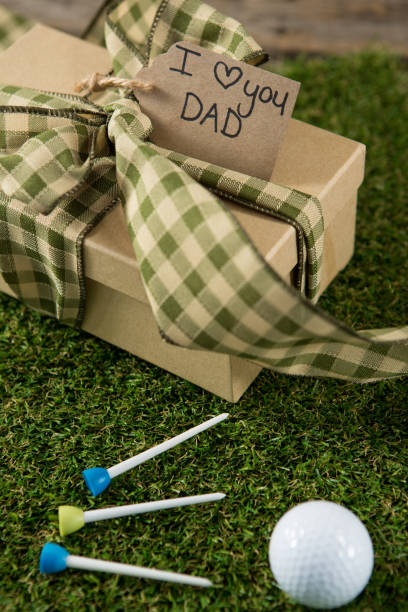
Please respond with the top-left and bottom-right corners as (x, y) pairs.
(0, 26), (366, 401)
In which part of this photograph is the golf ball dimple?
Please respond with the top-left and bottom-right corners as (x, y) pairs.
(269, 501), (374, 609)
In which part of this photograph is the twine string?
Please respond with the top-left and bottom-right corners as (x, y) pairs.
(74, 72), (153, 96)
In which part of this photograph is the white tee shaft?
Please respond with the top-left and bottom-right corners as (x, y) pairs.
(107, 413), (228, 479)
(66, 555), (212, 587)
(83, 492), (225, 523)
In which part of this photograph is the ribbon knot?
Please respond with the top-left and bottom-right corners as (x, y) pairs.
(107, 98), (153, 143)
(0, 97), (153, 215)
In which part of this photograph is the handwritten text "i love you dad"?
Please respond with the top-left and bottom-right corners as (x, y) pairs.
(137, 42), (300, 179)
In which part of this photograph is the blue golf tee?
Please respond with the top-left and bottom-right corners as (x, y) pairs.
(82, 467), (111, 496)
(40, 543), (69, 574)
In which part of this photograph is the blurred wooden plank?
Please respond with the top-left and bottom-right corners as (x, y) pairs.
(0, 0), (107, 37)
(2, 0), (408, 56)
(211, 0), (408, 57)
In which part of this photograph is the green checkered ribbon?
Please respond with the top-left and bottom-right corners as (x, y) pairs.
(0, 0), (407, 382)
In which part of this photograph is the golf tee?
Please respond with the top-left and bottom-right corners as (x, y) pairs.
(83, 492), (225, 523)
(107, 413), (229, 479)
(66, 555), (212, 587)
(82, 413), (229, 495)
(40, 543), (212, 587)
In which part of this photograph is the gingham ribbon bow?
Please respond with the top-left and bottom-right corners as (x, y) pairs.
(0, 0), (407, 382)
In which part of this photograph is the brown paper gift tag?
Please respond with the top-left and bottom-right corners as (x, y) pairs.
(136, 42), (300, 180)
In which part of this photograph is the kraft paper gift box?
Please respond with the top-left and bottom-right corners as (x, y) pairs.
(0, 25), (365, 402)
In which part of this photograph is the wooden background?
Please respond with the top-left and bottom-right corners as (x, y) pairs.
(1, 0), (407, 56)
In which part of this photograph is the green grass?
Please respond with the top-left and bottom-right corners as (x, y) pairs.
(1, 50), (408, 611)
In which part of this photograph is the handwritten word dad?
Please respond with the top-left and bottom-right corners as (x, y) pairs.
(136, 42), (300, 179)
(171, 44), (289, 139)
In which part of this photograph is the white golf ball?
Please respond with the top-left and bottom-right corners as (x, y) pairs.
(269, 501), (374, 609)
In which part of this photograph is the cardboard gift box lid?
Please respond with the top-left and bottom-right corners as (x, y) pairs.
(85, 116), (364, 303)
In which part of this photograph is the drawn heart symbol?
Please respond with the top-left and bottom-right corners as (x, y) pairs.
(214, 61), (243, 90)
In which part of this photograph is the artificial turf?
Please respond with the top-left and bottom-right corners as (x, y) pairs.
(1, 50), (407, 611)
